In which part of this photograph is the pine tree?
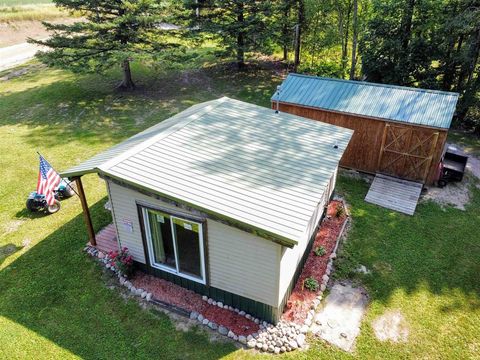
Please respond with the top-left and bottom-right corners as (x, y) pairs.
(193, 0), (274, 69)
(30, 0), (184, 89)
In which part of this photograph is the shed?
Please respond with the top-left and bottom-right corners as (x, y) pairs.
(272, 74), (460, 184)
(62, 97), (353, 323)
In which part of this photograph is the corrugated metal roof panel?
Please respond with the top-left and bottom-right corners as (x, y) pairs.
(63, 97), (353, 246)
(272, 74), (459, 129)
(61, 100), (219, 177)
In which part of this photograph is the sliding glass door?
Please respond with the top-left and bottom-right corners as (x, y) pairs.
(142, 207), (206, 284)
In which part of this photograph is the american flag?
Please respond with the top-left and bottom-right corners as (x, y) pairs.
(37, 155), (61, 206)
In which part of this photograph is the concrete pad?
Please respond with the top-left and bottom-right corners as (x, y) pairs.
(372, 310), (409, 343)
(311, 282), (368, 352)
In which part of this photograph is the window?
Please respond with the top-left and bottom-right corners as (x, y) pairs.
(142, 207), (206, 284)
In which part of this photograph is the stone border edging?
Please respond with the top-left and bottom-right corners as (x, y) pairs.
(83, 203), (350, 354)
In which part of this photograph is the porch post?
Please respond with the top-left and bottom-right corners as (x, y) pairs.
(73, 176), (96, 246)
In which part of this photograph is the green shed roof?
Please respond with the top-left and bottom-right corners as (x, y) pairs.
(272, 74), (459, 129)
(62, 97), (353, 246)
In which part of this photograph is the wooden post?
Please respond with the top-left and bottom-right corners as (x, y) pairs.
(73, 176), (96, 246)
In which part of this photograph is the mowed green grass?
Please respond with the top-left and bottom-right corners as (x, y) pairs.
(0, 0), (51, 6)
(1, 59), (480, 359)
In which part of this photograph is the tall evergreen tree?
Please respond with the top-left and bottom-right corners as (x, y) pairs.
(30, 0), (184, 89)
(193, 0), (274, 69)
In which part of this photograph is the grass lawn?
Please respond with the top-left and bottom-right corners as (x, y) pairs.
(0, 0), (51, 6)
(1, 58), (479, 359)
(448, 130), (480, 156)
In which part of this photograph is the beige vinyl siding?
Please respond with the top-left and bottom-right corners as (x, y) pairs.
(207, 220), (280, 306)
(107, 179), (280, 306)
(276, 168), (337, 306)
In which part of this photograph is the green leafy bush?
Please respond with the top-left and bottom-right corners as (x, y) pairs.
(314, 246), (326, 257)
(303, 277), (319, 292)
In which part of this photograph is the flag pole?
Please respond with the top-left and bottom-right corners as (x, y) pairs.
(37, 151), (80, 198)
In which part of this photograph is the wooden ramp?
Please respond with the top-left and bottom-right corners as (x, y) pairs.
(365, 174), (423, 215)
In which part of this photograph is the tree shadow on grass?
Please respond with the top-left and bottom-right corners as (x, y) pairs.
(0, 61), (283, 150)
(0, 199), (235, 359)
(334, 174), (480, 313)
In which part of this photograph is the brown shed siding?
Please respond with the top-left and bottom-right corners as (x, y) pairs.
(275, 102), (447, 185)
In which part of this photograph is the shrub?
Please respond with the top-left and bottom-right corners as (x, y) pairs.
(314, 246), (326, 257)
(303, 277), (319, 292)
(108, 247), (134, 277)
(335, 204), (345, 218)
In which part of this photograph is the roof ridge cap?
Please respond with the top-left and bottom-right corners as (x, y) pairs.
(286, 73), (460, 97)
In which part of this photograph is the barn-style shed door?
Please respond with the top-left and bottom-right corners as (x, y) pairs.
(378, 124), (439, 182)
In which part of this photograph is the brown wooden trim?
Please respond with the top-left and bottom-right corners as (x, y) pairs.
(136, 202), (210, 286)
(72, 176), (96, 246)
(423, 132), (439, 181)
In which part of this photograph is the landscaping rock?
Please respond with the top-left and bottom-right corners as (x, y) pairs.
(296, 334), (306, 347)
(212, 301), (217, 306)
(141, 291), (148, 299)
(202, 295), (208, 301)
(239, 310), (246, 316)
(135, 288), (143, 296)
(322, 274), (329, 283)
(228, 330), (235, 338)
(190, 311), (199, 320)
(202, 319), (209, 325)
(218, 326), (228, 336)
(130, 286), (137, 293)
(320, 283), (326, 291)
(247, 339), (256, 348)
(262, 344), (268, 352)
(238, 335), (247, 344)
(289, 340), (298, 350)
(208, 321), (218, 330)
(207, 298), (213, 304)
(145, 293), (152, 301)
(300, 325), (309, 334)
(197, 314), (204, 322)
(217, 302), (223, 308)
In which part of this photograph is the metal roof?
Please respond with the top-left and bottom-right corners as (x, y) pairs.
(62, 97), (353, 247)
(271, 74), (459, 129)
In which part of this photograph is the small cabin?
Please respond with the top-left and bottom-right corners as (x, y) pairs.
(62, 97), (353, 323)
(272, 74), (459, 184)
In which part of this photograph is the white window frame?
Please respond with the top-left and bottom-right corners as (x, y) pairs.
(142, 207), (206, 285)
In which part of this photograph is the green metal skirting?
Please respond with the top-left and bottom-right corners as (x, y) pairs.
(135, 262), (279, 324)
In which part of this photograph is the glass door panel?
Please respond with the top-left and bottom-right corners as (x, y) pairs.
(146, 209), (176, 270)
(171, 217), (202, 279)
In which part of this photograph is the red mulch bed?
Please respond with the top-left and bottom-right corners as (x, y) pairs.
(129, 200), (346, 333)
(281, 200), (347, 324)
(131, 274), (259, 336)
